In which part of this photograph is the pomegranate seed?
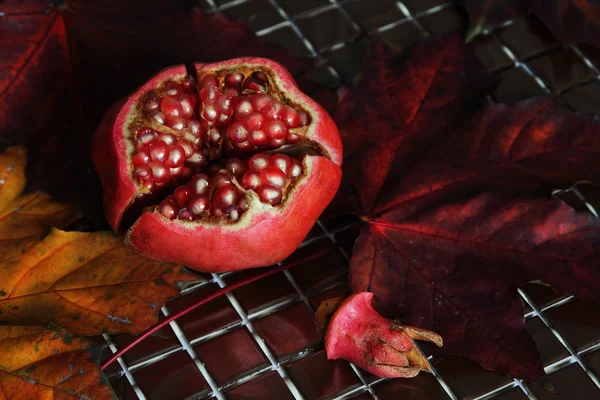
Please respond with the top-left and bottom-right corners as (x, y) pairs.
(168, 117), (187, 131)
(165, 145), (185, 168)
(250, 93), (273, 111)
(143, 97), (161, 111)
(185, 150), (208, 169)
(157, 132), (176, 145)
(178, 208), (194, 221)
(244, 112), (264, 131)
(299, 111), (309, 126)
(212, 184), (239, 208)
(256, 184), (282, 206)
(237, 196), (249, 210)
(253, 71), (268, 82)
(271, 154), (291, 173)
(249, 154), (271, 171)
(212, 172), (232, 187)
(137, 128), (158, 145)
(242, 170), (261, 190)
(243, 77), (267, 93)
(225, 72), (244, 86)
(282, 106), (302, 128)
(187, 120), (207, 138)
(189, 174), (211, 195)
(183, 77), (195, 89)
(225, 158), (248, 178)
(234, 141), (252, 151)
(270, 138), (286, 147)
(177, 139), (195, 158)
(164, 82), (184, 99)
(233, 98), (253, 119)
(262, 101), (284, 120)
(199, 74), (219, 90)
(159, 198), (177, 220)
(208, 128), (222, 146)
(170, 165), (184, 176)
(149, 142), (168, 162)
(148, 111), (165, 124)
(225, 205), (242, 221)
(179, 97), (195, 119)
(287, 158), (303, 178)
(222, 86), (241, 97)
(149, 162), (169, 182)
(142, 180), (155, 192)
(216, 93), (233, 113)
(174, 186), (189, 207)
(132, 151), (150, 166)
(189, 195), (210, 215)
(218, 112), (230, 125)
(248, 130), (268, 145)
(202, 104), (220, 123)
(212, 207), (225, 217)
(180, 166), (193, 178)
(260, 166), (287, 188)
(285, 132), (302, 143)
(264, 120), (287, 139)
(200, 86), (219, 104)
(135, 165), (151, 180)
(160, 96), (183, 119)
(227, 122), (249, 143)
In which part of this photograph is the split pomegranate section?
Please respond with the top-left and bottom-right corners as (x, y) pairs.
(92, 58), (342, 272)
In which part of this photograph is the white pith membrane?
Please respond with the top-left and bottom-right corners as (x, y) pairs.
(125, 67), (327, 226)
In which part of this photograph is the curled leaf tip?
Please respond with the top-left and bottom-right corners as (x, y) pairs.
(324, 292), (442, 379)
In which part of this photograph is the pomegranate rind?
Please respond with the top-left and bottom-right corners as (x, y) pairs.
(92, 65), (188, 231)
(324, 292), (443, 379)
(126, 156), (341, 272)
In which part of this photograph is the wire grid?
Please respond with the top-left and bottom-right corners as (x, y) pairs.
(103, 1), (600, 399)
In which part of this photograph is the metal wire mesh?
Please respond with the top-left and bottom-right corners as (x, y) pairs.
(103, 1), (600, 398)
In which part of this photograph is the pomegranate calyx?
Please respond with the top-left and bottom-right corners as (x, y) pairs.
(323, 292), (443, 379)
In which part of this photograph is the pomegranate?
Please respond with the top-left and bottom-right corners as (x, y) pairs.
(92, 58), (342, 272)
(323, 292), (443, 378)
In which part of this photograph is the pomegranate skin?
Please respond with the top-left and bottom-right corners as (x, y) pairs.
(92, 58), (342, 272)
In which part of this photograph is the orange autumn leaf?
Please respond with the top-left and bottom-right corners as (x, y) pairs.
(0, 325), (115, 400)
(0, 146), (27, 211)
(0, 229), (201, 335)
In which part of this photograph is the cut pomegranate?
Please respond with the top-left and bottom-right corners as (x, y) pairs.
(323, 293), (443, 379)
(92, 58), (342, 272)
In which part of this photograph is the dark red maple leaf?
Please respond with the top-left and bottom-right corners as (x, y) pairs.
(330, 35), (600, 381)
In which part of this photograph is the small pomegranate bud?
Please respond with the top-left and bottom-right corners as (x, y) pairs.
(324, 292), (443, 379)
(159, 197), (178, 220)
(287, 158), (303, 178)
(143, 96), (161, 111)
(242, 171), (261, 190)
(282, 106), (302, 128)
(137, 128), (158, 145)
(148, 111), (165, 125)
(256, 185), (282, 205)
(132, 151), (150, 166)
(202, 104), (220, 123)
(244, 112), (264, 131)
(225, 72), (244, 86)
(157, 132), (176, 145)
(199, 74), (219, 90)
(285, 132), (303, 144)
(233, 98), (253, 119)
(149, 162), (170, 182)
(262, 101), (284, 120)
(189, 194), (210, 215)
(177, 139), (194, 158)
(264, 120), (287, 140)
(271, 154), (291, 173)
(178, 208), (194, 221)
(227, 122), (249, 143)
(185, 150), (208, 169)
(225, 158), (248, 178)
(212, 184), (239, 208)
(160, 96), (183, 119)
(179, 97), (195, 119)
(249, 154), (271, 171)
(260, 166), (287, 188)
(173, 186), (189, 208)
(250, 93), (273, 111)
(149, 141), (168, 162)
(189, 174), (211, 195)
(135, 165), (151, 180)
(165, 145), (185, 168)
(225, 205), (242, 221)
(248, 130), (268, 145)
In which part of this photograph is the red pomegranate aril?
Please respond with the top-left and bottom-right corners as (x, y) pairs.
(249, 154), (271, 171)
(216, 94), (233, 113)
(282, 106), (302, 128)
(167, 117), (187, 131)
(142, 179), (155, 192)
(187, 120), (206, 138)
(173, 186), (189, 208)
(200, 86), (219, 104)
(234, 141), (252, 150)
(135, 165), (151, 180)
(237, 196), (249, 210)
(271, 154), (291, 173)
(218, 112), (230, 125)
(170, 165), (184, 176)
(287, 158), (303, 178)
(242, 170), (261, 190)
(202, 104), (220, 123)
(262, 101), (284, 120)
(223, 86), (241, 97)
(149, 142), (168, 162)
(157, 132), (176, 145)
(133, 151), (150, 166)
(264, 120), (287, 139)
(189, 195), (210, 215)
(243, 77), (267, 93)
(189, 174), (211, 195)
(212, 184), (239, 208)
(149, 162), (169, 182)
(199, 74), (219, 90)
(165, 145), (185, 168)
(178, 208), (194, 221)
(177, 140), (194, 158)
(164, 82), (184, 99)
(143, 97), (161, 111)
(270, 138), (286, 147)
(285, 132), (302, 144)
(250, 93), (273, 111)
(256, 184), (282, 206)
(212, 207), (225, 217)
(160, 96), (183, 119)
(225, 72), (244, 86)
(148, 111), (165, 125)
(253, 71), (268, 82)
(227, 122), (249, 143)
(159, 197), (177, 220)
(260, 166), (287, 188)
(225, 158), (248, 178)
(244, 112), (265, 131)
(212, 172), (232, 187)
(225, 205), (242, 221)
(179, 97), (195, 119)
(299, 111), (309, 126)
(185, 151), (208, 169)
(249, 130), (268, 145)
(208, 128), (222, 146)
(137, 128), (158, 145)
(233, 98), (253, 119)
